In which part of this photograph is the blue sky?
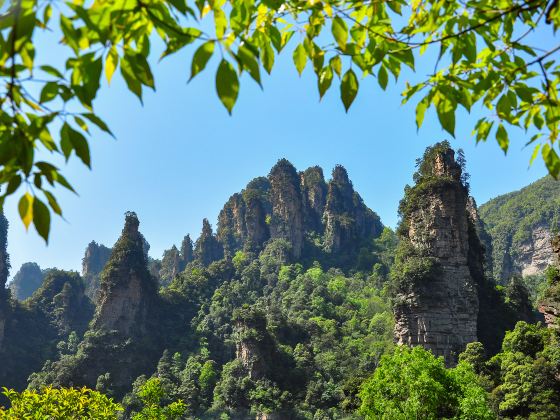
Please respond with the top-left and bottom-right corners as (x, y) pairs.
(4, 25), (550, 279)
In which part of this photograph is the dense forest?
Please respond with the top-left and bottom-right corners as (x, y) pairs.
(1, 143), (559, 419)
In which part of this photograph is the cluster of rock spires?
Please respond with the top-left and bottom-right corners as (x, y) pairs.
(216, 159), (382, 262)
(393, 145), (480, 366)
(1, 151), (557, 406)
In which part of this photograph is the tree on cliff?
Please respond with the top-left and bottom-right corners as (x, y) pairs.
(1, 0), (559, 240)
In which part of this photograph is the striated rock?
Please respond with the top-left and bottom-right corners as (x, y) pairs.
(300, 166), (328, 233)
(218, 193), (248, 256)
(539, 235), (560, 329)
(217, 178), (271, 256)
(323, 165), (382, 253)
(516, 224), (554, 277)
(268, 160), (304, 259)
(82, 241), (112, 300)
(92, 212), (158, 335)
(195, 219), (224, 266)
(243, 191), (269, 249)
(234, 312), (268, 381)
(394, 143), (479, 366)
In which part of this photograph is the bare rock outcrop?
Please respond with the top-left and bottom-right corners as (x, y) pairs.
(393, 143), (479, 366)
(269, 159), (304, 259)
(82, 241), (112, 300)
(516, 224), (554, 277)
(301, 166), (328, 233)
(323, 165), (383, 253)
(92, 212), (158, 335)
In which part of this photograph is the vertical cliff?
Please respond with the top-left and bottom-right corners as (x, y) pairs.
(393, 142), (479, 366)
(217, 193), (248, 256)
(268, 159), (304, 259)
(323, 165), (383, 254)
(300, 166), (327, 234)
(82, 241), (112, 300)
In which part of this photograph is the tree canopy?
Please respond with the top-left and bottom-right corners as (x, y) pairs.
(0, 0), (559, 239)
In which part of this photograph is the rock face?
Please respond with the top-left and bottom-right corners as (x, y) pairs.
(323, 165), (382, 253)
(81, 241), (112, 300)
(9, 262), (45, 300)
(516, 224), (554, 277)
(269, 159), (305, 259)
(301, 166), (327, 233)
(394, 143), (479, 366)
(92, 212), (158, 335)
(539, 235), (560, 329)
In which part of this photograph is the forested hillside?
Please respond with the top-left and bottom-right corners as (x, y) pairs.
(479, 177), (560, 284)
(1, 148), (559, 419)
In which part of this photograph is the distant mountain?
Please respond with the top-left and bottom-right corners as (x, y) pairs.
(9, 262), (45, 300)
(479, 176), (560, 283)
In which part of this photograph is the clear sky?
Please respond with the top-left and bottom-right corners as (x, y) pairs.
(4, 27), (550, 280)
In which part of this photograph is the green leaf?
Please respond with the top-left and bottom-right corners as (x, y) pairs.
(542, 144), (560, 179)
(237, 44), (261, 86)
(43, 190), (62, 216)
(529, 144), (541, 166)
(330, 56), (342, 77)
(415, 99), (429, 130)
(331, 16), (348, 50)
(40, 82), (58, 103)
(293, 44), (307, 76)
(33, 198), (50, 243)
(18, 192), (33, 230)
(318, 66), (333, 99)
(262, 42), (275, 75)
(190, 41), (215, 81)
(340, 69), (358, 112)
(126, 53), (155, 89)
(496, 124), (509, 154)
(216, 59), (239, 114)
(40, 65), (63, 78)
(435, 94), (456, 137)
(378, 65), (388, 90)
(61, 123), (91, 167)
(82, 113), (114, 137)
(214, 9), (227, 38)
(105, 46), (118, 85)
